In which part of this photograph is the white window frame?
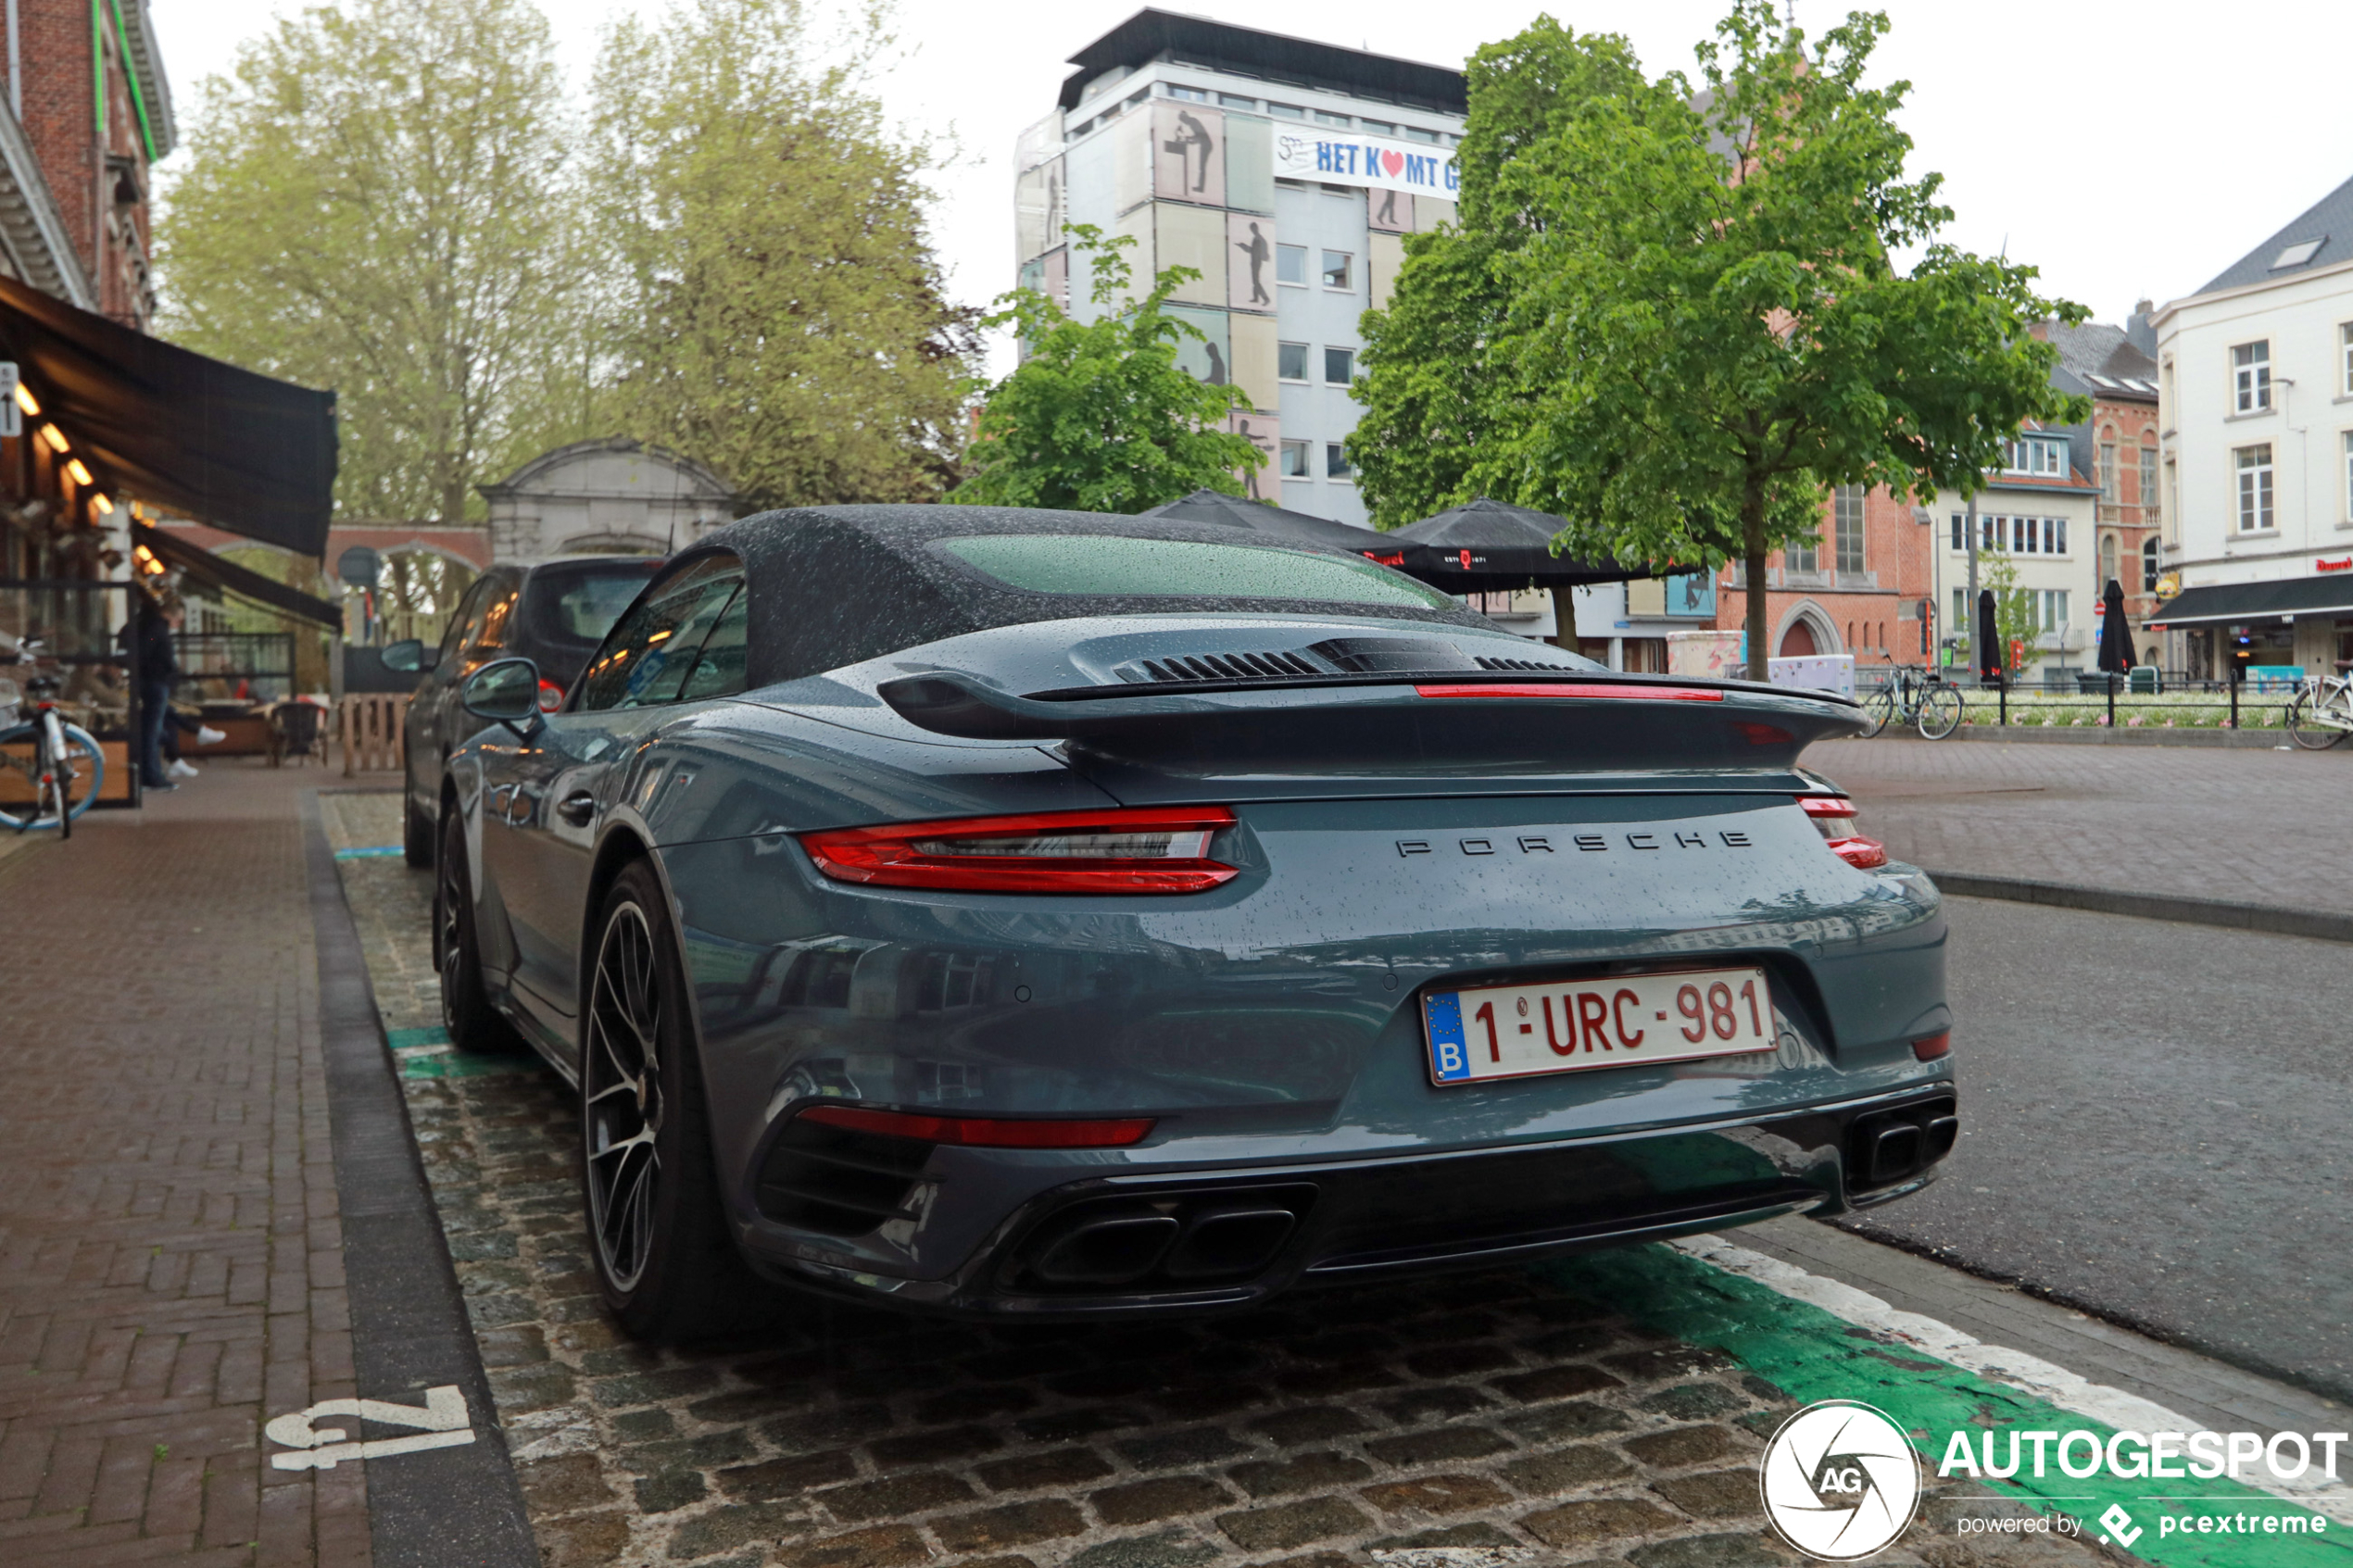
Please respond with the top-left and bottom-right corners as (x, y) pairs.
(1325, 442), (1353, 481)
(1320, 249), (1354, 292)
(2237, 444), (2275, 532)
(1832, 484), (1865, 574)
(2233, 340), (2272, 414)
(1277, 341), (1309, 383)
(2049, 516), (2068, 555)
(1275, 245), (1307, 287)
(2341, 323), (2353, 397)
(2344, 431), (2353, 523)
(1278, 439), (1310, 478)
(1322, 345), (1353, 385)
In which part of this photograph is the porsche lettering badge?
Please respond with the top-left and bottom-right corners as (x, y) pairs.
(1396, 831), (1752, 858)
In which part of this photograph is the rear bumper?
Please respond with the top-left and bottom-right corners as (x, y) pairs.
(739, 1082), (1956, 1319)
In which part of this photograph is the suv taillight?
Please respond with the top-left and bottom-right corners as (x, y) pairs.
(1799, 796), (1888, 871)
(800, 806), (1239, 894)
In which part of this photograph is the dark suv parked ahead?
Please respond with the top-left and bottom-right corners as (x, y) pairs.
(387, 556), (662, 864)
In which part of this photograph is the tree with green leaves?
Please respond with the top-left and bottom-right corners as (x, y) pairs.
(1975, 548), (2040, 673)
(588, 0), (976, 512)
(1355, 4), (2086, 678)
(954, 227), (1262, 514)
(157, 0), (588, 521)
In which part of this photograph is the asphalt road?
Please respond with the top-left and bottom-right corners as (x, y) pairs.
(1837, 893), (2353, 1401)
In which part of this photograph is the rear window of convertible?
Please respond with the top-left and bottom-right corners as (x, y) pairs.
(936, 533), (1455, 610)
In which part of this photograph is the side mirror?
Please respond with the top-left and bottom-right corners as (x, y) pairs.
(381, 638), (428, 673)
(461, 658), (543, 736)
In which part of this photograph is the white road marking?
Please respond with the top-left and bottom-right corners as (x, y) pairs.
(1671, 1236), (2353, 1523)
(266, 1385), (476, 1472)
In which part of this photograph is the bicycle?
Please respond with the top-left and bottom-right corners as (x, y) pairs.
(0, 635), (105, 836)
(1858, 661), (1965, 741)
(2286, 662), (2353, 750)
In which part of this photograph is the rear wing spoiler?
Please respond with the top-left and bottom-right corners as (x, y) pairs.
(875, 671), (1867, 772)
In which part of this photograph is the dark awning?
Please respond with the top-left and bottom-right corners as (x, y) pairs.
(0, 274), (336, 555)
(134, 521), (342, 628)
(2147, 574), (2353, 629)
(1389, 497), (1658, 595)
(1140, 488), (1404, 554)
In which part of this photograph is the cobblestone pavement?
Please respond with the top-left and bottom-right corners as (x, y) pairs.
(0, 761), (369, 1566)
(318, 793), (2118, 1568)
(1809, 739), (2353, 915)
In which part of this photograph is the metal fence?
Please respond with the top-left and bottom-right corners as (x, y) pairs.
(1855, 665), (2298, 733)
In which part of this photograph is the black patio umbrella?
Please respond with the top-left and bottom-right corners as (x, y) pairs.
(2095, 578), (2134, 674)
(1388, 497), (1655, 594)
(1140, 489), (1403, 556)
(1977, 588), (2002, 681)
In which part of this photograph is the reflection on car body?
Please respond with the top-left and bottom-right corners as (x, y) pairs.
(431, 506), (1956, 1342)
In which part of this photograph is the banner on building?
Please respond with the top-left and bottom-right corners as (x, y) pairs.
(1272, 130), (1457, 196)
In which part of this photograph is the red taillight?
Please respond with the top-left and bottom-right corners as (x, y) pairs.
(1911, 1031), (1952, 1061)
(1799, 796), (1889, 871)
(799, 806), (1239, 894)
(797, 1103), (1156, 1148)
(1416, 683), (1724, 702)
(536, 679), (566, 713)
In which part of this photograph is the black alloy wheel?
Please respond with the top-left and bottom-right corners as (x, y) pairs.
(581, 859), (762, 1341)
(434, 809), (522, 1053)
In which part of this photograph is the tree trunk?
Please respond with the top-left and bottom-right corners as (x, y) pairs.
(1742, 483), (1770, 682)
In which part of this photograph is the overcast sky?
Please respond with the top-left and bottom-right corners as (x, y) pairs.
(150, 0), (2353, 377)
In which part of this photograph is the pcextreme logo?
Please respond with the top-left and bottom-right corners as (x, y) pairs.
(1758, 1400), (1923, 1560)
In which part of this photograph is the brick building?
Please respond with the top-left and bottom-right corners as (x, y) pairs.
(2040, 312), (2165, 665)
(1711, 483), (1940, 670)
(7, 0), (170, 326)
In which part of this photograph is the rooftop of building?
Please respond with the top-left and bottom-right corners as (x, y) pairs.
(2038, 320), (2159, 403)
(1059, 9), (1467, 114)
(2196, 169), (2353, 296)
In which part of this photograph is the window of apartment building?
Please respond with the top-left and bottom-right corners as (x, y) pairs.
(1277, 342), (1308, 381)
(2101, 533), (2119, 587)
(1405, 125), (1441, 144)
(1785, 530), (1818, 575)
(2342, 323), (2353, 396)
(1324, 346), (1354, 384)
(1833, 484), (1865, 573)
(1276, 245), (1307, 286)
(2041, 590), (2070, 632)
(2140, 441), (2159, 522)
(2233, 341), (2271, 413)
(1949, 512), (1966, 551)
(1326, 443), (1353, 479)
(1218, 93), (1257, 109)
(2099, 434), (2118, 501)
(2345, 431), (2353, 521)
(2143, 536), (2161, 593)
(1166, 84), (1208, 102)
(1320, 249), (1353, 290)
(1279, 440), (1310, 478)
(2048, 516), (2068, 554)
(2007, 436), (2067, 476)
(1267, 102), (1305, 119)
(2237, 444), (2275, 531)
(1315, 109), (1352, 127)
(1358, 119), (1395, 134)
(1951, 586), (1968, 632)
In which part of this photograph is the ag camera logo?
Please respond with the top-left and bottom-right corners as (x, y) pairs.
(1760, 1399), (1923, 1560)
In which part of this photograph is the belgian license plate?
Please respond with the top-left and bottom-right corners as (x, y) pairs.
(1423, 967), (1774, 1085)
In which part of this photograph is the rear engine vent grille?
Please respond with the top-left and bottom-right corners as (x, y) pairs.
(1476, 656), (1579, 672)
(1130, 650), (1324, 684)
(754, 1116), (934, 1236)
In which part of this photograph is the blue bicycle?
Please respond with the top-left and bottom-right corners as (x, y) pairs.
(0, 636), (104, 836)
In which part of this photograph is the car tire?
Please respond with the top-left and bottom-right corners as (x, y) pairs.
(581, 859), (767, 1343)
(435, 808), (524, 1054)
(403, 776), (435, 868)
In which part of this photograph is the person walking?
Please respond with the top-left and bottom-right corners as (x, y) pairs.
(135, 592), (183, 792)
(1235, 221), (1271, 306)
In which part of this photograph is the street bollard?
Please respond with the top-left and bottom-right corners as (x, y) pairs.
(1997, 677), (2006, 726)
(2230, 677), (2238, 730)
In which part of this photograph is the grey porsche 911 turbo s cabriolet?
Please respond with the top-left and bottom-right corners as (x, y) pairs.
(433, 505), (1956, 1341)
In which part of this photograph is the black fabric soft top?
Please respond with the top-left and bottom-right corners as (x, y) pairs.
(694, 505), (1495, 687)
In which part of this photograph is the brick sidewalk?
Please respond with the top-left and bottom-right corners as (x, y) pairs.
(0, 762), (369, 1566)
(1811, 738), (2353, 914)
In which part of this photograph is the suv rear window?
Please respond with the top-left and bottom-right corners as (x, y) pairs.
(520, 560), (663, 650)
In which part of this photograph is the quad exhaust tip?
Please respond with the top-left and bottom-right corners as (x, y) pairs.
(1014, 1187), (1314, 1292)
